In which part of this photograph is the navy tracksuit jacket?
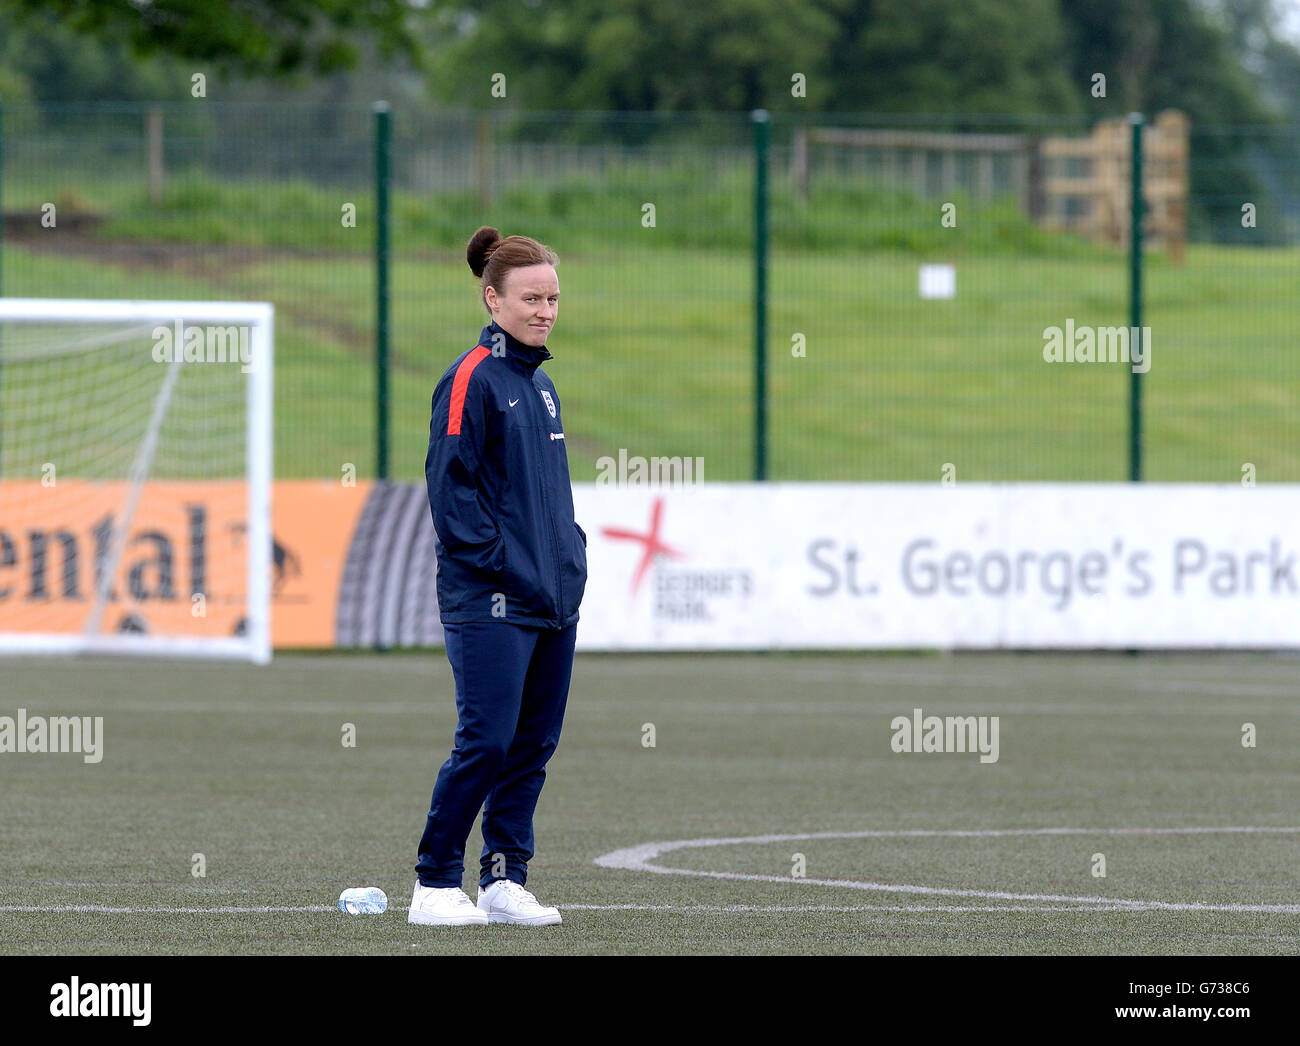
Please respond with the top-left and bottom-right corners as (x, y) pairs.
(416, 320), (586, 890)
(425, 321), (587, 627)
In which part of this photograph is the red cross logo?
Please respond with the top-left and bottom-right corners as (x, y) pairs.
(601, 497), (685, 596)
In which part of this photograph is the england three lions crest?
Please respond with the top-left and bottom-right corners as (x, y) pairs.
(540, 390), (556, 418)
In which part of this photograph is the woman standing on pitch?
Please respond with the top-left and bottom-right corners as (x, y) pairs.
(410, 226), (588, 927)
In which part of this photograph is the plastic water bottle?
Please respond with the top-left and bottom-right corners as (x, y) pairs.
(338, 887), (387, 914)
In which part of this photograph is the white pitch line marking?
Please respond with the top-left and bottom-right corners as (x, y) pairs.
(0, 905), (335, 914)
(0, 903), (1217, 916)
(5, 827), (1298, 917)
(594, 827), (1300, 914)
(561, 903), (1176, 913)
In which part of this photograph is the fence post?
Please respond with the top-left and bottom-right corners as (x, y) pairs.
(0, 102), (5, 300)
(1128, 112), (1144, 483)
(146, 107), (164, 205)
(475, 115), (494, 209)
(792, 124), (808, 203)
(752, 109), (769, 482)
(0, 103), (5, 474)
(374, 101), (391, 483)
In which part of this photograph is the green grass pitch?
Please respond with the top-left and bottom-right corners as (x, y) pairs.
(1, 651), (1297, 955)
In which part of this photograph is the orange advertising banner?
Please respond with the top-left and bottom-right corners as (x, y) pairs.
(264, 481), (375, 646)
(0, 480), (374, 647)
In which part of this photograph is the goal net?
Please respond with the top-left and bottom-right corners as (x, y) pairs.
(0, 299), (273, 663)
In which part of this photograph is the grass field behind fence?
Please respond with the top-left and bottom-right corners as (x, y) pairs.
(5, 239), (1297, 483)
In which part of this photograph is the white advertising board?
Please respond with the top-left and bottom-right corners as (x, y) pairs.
(571, 484), (1300, 649)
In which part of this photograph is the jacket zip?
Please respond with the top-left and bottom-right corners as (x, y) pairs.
(532, 377), (565, 623)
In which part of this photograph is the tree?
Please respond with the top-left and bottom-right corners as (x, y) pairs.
(424, 0), (848, 112)
(1057, 0), (1282, 242)
(1057, 0), (1267, 123)
(825, 0), (1079, 116)
(423, 0), (1081, 117)
(0, 6), (189, 102)
(1209, 0), (1300, 121)
(1, 0), (423, 77)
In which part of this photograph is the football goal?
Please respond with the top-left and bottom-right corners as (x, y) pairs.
(0, 299), (273, 664)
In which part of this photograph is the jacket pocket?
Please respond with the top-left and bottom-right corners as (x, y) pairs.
(498, 519), (559, 620)
(492, 527), (507, 575)
(565, 520), (588, 616)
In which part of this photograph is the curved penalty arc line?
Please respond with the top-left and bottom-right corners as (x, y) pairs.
(593, 826), (1300, 914)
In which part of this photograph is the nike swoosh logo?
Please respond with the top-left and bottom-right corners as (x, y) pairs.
(509, 398), (519, 407)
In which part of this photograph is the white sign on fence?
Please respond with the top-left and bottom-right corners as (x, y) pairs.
(571, 484), (1300, 650)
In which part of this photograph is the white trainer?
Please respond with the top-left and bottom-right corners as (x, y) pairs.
(477, 880), (562, 926)
(408, 883), (489, 926)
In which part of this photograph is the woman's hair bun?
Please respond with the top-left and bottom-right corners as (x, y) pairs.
(467, 226), (502, 278)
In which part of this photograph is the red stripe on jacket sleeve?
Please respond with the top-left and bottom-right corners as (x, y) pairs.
(447, 345), (492, 436)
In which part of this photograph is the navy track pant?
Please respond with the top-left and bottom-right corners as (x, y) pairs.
(416, 620), (577, 890)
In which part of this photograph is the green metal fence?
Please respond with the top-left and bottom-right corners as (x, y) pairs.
(1, 102), (1297, 484)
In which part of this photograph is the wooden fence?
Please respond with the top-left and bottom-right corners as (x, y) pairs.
(792, 110), (1189, 259)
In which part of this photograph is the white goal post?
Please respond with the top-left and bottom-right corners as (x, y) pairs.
(0, 299), (273, 664)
